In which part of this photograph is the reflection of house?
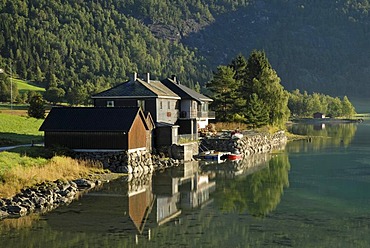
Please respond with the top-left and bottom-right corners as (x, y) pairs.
(127, 184), (155, 234)
(39, 107), (152, 151)
(313, 112), (325, 119)
(179, 172), (216, 209)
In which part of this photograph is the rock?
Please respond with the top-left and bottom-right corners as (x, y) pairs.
(0, 210), (9, 219)
(7, 205), (28, 217)
(73, 179), (95, 189)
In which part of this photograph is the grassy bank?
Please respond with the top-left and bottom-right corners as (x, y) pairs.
(0, 112), (44, 146)
(0, 148), (104, 198)
(0, 113), (108, 199)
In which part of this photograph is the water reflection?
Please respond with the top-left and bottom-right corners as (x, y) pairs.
(213, 154), (291, 217)
(287, 123), (357, 152)
(0, 153), (291, 246)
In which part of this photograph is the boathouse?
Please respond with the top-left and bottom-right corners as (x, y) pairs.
(313, 112), (325, 119)
(39, 107), (152, 151)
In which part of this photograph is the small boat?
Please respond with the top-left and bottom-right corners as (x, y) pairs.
(227, 153), (243, 160)
(200, 151), (230, 163)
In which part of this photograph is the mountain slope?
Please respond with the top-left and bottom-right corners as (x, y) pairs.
(0, 0), (369, 101)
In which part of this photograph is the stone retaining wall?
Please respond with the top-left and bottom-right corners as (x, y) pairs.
(201, 131), (287, 156)
(75, 149), (180, 174)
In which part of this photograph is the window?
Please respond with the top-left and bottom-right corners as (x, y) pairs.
(107, 100), (114, 107)
(160, 101), (163, 109)
(168, 101), (171, 109)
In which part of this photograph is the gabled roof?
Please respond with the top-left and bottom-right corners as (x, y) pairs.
(91, 78), (180, 99)
(161, 77), (213, 103)
(39, 107), (146, 132)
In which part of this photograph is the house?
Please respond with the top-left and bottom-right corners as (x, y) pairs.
(161, 75), (215, 139)
(91, 72), (215, 146)
(92, 72), (180, 125)
(39, 107), (152, 151)
(91, 73), (181, 148)
(313, 112), (325, 119)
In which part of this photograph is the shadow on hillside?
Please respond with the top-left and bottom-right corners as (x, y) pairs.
(0, 132), (43, 146)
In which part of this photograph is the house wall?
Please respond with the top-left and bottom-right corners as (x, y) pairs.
(176, 119), (195, 135)
(155, 125), (178, 147)
(179, 100), (199, 119)
(156, 98), (179, 124)
(94, 98), (138, 107)
(128, 115), (149, 150)
(44, 132), (128, 149)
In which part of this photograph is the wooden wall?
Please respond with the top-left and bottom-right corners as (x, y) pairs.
(44, 132), (128, 149)
(128, 115), (148, 149)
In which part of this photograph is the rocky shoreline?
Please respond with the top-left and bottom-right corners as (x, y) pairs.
(0, 131), (287, 220)
(0, 178), (101, 219)
(201, 130), (287, 156)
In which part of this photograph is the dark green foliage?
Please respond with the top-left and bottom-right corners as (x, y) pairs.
(245, 94), (269, 128)
(44, 87), (65, 105)
(208, 51), (290, 127)
(0, 0), (225, 104)
(207, 65), (239, 121)
(0, 0), (369, 101)
(28, 94), (45, 119)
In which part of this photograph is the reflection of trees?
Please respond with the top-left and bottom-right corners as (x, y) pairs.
(215, 153), (290, 217)
(287, 123), (357, 153)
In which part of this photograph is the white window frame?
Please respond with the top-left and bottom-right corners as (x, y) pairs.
(107, 100), (114, 107)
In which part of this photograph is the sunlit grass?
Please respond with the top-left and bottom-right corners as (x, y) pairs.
(0, 152), (103, 198)
(212, 122), (249, 131)
(0, 113), (44, 145)
(13, 78), (45, 94)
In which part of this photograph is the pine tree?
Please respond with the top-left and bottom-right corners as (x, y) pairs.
(245, 93), (269, 128)
(241, 50), (290, 126)
(207, 65), (238, 121)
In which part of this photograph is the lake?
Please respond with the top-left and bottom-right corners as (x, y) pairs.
(1, 121), (370, 247)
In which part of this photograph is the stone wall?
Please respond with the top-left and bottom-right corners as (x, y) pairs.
(75, 149), (181, 174)
(201, 131), (287, 156)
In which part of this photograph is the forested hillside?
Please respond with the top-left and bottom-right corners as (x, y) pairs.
(0, 0), (369, 104)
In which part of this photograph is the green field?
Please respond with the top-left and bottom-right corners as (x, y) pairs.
(0, 113), (44, 146)
(13, 78), (45, 94)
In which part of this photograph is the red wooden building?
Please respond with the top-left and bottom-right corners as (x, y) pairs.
(39, 107), (152, 151)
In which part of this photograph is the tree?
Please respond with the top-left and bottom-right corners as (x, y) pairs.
(44, 87), (65, 105)
(245, 93), (269, 128)
(28, 94), (45, 119)
(327, 97), (343, 117)
(341, 96), (356, 118)
(241, 50), (290, 126)
(207, 65), (239, 121)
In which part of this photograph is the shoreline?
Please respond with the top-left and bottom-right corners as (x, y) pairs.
(0, 172), (124, 220)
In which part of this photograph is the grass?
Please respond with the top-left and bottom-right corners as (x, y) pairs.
(12, 78), (45, 94)
(0, 149), (103, 198)
(0, 112), (44, 146)
(0, 106), (109, 200)
(212, 122), (249, 132)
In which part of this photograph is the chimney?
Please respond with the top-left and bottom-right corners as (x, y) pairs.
(144, 73), (150, 83)
(131, 72), (137, 82)
(171, 75), (177, 83)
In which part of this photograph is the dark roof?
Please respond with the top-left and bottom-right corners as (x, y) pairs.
(161, 78), (213, 103)
(39, 107), (144, 132)
(92, 79), (179, 99)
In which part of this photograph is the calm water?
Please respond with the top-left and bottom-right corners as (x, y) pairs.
(2, 121), (370, 247)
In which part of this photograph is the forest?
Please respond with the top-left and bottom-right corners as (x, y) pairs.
(0, 0), (369, 105)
